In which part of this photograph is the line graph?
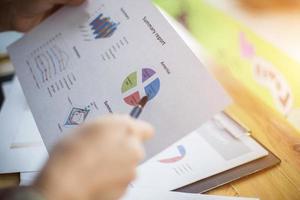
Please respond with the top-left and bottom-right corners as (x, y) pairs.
(26, 33), (72, 89)
(25, 33), (79, 97)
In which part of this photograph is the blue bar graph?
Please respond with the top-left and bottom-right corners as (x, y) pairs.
(89, 13), (119, 39)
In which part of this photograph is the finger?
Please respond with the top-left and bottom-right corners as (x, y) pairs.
(12, 14), (45, 32)
(49, 0), (85, 6)
(96, 187), (128, 200)
(105, 114), (154, 142)
(126, 137), (145, 163)
(114, 115), (154, 142)
(129, 119), (154, 142)
(65, 0), (85, 6)
(83, 115), (154, 143)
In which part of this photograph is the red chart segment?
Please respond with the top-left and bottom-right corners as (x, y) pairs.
(123, 91), (141, 106)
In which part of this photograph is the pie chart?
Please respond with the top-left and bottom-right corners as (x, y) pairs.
(121, 68), (160, 106)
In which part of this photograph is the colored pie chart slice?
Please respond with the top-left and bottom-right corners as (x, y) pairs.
(122, 72), (137, 93)
(123, 91), (141, 106)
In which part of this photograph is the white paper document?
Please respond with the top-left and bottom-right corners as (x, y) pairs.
(0, 79), (48, 173)
(122, 189), (259, 200)
(20, 171), (39, 186)
(1, 80), (14, 99)
(8, 0), (230, 158)
(133, 114), (268, 190)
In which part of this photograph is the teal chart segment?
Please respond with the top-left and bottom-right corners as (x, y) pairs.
(122, 68), (160, 106)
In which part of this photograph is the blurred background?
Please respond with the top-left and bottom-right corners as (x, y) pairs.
(0, 32), (21, 107)
(154, 0), (300, 133)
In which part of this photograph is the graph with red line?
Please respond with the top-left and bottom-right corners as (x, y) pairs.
(158, 145), (186, 164)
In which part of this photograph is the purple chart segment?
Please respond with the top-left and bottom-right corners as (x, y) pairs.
(142, 68), (156, 82)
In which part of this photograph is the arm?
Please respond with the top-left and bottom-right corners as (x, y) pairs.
(0, 187), (44, 200)
(0, 115), (153, 200)
(0, 0), (85, 32)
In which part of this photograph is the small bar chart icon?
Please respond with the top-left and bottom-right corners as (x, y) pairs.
(89, 13), (119, 39)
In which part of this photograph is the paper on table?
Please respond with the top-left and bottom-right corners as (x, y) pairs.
(0, 78), (48, 173)
(1, 80), (14, 98)
(20, 171), (39, 186)
(8, 0), (231, 159)
(122, 189), (259, 200)
(133, 115), (268, 190)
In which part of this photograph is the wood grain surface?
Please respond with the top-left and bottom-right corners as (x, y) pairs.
(206, 65), (300, 199)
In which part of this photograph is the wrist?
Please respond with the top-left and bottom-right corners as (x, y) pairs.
(0, 186), (45, 200)
(32, 171), (71, 200)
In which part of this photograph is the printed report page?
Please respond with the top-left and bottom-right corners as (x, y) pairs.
(8, 0), (230, 159)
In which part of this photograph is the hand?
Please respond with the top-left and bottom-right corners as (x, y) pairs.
(32, 115), (154, 200)
(0, 0), (85, 32)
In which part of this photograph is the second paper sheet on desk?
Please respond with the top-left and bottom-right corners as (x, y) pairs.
(8, 0), (230, 159)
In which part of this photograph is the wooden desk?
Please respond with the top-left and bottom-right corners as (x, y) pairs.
(0, 60), (299, 199)
(206, 66), (300, 199)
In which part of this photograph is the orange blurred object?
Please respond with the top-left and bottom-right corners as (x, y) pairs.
(239, 0), (300, 11)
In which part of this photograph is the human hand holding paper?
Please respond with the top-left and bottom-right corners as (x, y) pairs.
(0, 0), (85, 32)
(33, 115), (153, 200)
(8, 0), (230, 160)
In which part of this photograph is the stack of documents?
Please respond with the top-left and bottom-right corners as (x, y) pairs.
(0, 0), (276, 199)
(0, 79), (47, 173)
